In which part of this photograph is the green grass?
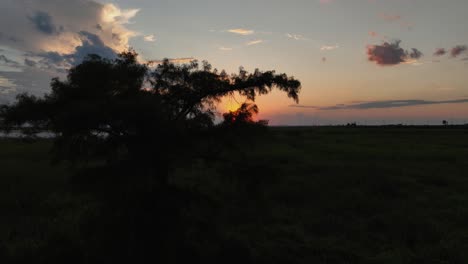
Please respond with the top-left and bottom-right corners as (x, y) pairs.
(2, 127), (468, 263)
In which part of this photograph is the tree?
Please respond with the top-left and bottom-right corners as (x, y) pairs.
(0, 50), (301, 262)
(1, 50), (300, 184)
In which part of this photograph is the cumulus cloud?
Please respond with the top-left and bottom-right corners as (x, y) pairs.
(227, 28), (254, 35)
(101, 4), (139, 25)
(450, 45), (467, 58)
(366, 40), (423, 66)
(28, 11), (61, 35)
(26, 31), (118, 72)
(0, 0), (140, 101)
(0, 0), (138, 55)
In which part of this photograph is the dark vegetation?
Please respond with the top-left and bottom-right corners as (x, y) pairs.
(2, 51), (468, 263)
(0, 51), (302, 263)
(2, 127), (468, 263)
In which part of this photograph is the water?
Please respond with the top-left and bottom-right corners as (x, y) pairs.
(0, 130), (55, 138)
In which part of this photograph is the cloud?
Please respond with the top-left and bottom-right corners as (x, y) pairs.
(0, 0), (138, 55)
(31, 31), (118, 71)
(0, 55), (21, 68)
(0, 75), (16, 94)
(227, 28), (254, 35)
(286, 33), (306, 41)
(246, 40), (263, 46)
(450, 45), (467, 58)
(143, 34), (156, 42)
(28, 11), (60, 35)
(409, 48), (423, 59)
(24, 58), (37, 67)
(320, 44), (339, 51)
(101, 4), (139, 25)
(0, 0), (140, 102)
(0, 67), (55, 100)
(70, 31), (118, 64)
(0, 52), (23, 72)
(366, 40), (423, 66)
(433, 48), (447, 56)
(291, 99), (468, 110)
(167, 58), (196, 64)
(219, 46), (233, 51)
(148, 58), (196, 65)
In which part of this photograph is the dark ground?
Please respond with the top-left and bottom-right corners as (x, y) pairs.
(2, 126), (468, 263)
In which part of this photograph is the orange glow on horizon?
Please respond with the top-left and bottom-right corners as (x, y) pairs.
(220, 94), (242, 113)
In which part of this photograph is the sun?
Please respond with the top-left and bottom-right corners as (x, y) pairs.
(225, 100), (240, 112)
(222, 94), (241, 112)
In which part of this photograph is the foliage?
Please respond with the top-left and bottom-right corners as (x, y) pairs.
(0, 50), (301, 263)
(1, 50), (300, 184)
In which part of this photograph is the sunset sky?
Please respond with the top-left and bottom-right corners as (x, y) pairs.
(1, 0), (468, 125)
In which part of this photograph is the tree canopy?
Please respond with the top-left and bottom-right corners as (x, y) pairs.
(1, 50), (301, 184)
(0, 50), (301, 263)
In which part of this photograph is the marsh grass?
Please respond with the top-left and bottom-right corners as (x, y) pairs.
(2, 127), (468, 263)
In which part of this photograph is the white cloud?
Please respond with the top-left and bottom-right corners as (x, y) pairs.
(246, 40), (263, 46)
(143, 34), (156, 42)
(0, 0), (140, 101)
(227, 28), (254, 35)
(320, 44), (339, 51)
(219, 46), (233, 51)
(101, 4), (140, 24)
(286, 33), (305, 40)
(0, 0), (138, 55)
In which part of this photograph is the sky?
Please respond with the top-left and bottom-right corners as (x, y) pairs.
(1, 0), (468, 125)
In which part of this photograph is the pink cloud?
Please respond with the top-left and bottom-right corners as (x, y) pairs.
(367, 40), (423, 66)
(451, 45), (467, 58)
(433, 48), (446, 57)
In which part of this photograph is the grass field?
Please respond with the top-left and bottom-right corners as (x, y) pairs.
(2, 127), (468, 263)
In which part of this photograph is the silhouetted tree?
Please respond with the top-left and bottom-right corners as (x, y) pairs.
(222, 103), (259, 125)
(0, 51), (301, 262)
(1, 50), (300, 186)
(442, 120), (448, 126)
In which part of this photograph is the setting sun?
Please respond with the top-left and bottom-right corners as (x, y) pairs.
(221, 95), (241, 113)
